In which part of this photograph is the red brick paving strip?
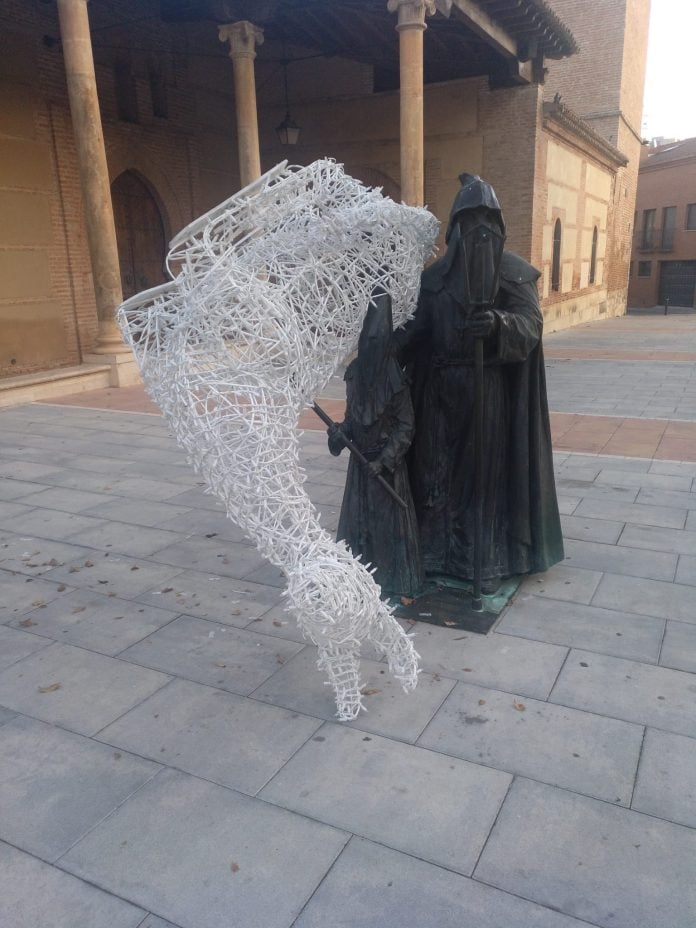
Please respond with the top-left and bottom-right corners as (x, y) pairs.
(42, 384), (696, 463)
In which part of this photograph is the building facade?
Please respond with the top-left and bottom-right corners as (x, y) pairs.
(0, 0), (650, 399)
(628, 138), (696, 309)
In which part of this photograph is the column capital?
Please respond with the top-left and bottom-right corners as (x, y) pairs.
(218, 21), (264, 60)
(387, 0), (436, 31)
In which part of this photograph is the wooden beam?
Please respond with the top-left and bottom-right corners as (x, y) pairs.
(450, 0), (519, 59)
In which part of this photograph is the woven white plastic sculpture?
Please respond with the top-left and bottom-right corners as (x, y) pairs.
(118, 159), (439, 719)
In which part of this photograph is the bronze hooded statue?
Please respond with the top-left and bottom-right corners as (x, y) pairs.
(396, 173), (564, 593)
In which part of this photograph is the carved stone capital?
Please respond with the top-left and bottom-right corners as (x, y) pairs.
(218, 21), (265, 60)
(387, 0), (436, 31)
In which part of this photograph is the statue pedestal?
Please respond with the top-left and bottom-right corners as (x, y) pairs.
(393, 575), (521, 634)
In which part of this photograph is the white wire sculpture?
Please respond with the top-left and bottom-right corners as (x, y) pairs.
(118, 159), (439, 719)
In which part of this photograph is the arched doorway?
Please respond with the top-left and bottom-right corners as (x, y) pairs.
(111, 170), (167, 299)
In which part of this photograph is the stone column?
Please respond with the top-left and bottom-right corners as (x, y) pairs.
(56, 0), (126, 360)
(219, 21), (264, 188)
(387, 0), (435, 206)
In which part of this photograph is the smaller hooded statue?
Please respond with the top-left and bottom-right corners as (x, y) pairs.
(397, 174), (563, 592)
(328, 292), (423, 598)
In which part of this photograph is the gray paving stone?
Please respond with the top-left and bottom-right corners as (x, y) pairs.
(137, 918), (179, 928)
(550, 649), (696, 738)
(660, 620), (696, 673)
(518, 564), (603, 604)
(17, 486), (115, 513)
(0, 624), (52, 670)
(632, 728), (696, 828)
(418, 681), (642, 804)
(118, 615), (303, 694)
(554, 477), (639, 503)
(592, 573), (696, 624)
(0, 841), (145, 928)
(166, 485), (226, 511)
(40, 468), (128, 494)
(9, 588), (179, 656)
(619, 522), (696, 556)
(157, 506), (254, 543)
(0, 572), (73, 620)
(0, 499), (34, 523)
(595, 468), (693, 492)
(499, 595), (664, 662)
(2, 508), (105, 542)
(260, 723), (511, 875)
(0, 642), (170, 735)
(252, 646), (455, 742)
(554, 463), (602, 481)
(82, 497), (193, 528)
(90, 475), (189, 501)
(0, 478), (49, 500)
(686, 509), (696, 532)
(294, 836), (589, 928)
(243, 602), (310, 642)
(135, 569), (280, 625)
(242, 560), (287, 587)
(0, 459), (62, 481)
(61, 767), (347, 928)
(98, 677), (320, 794)
(149, 536), (267, 578)
(650, 459), (696, 477)
(575, 496), (687, 529)
(556, 494), (581, 515)
(65, 522), (184, 557)
(48, 553), (183, 598)
(474, 777), (696, 928)
(0, 715), (159, 859)
(562, 537), (677, 581)
(403, 622), (567, 699)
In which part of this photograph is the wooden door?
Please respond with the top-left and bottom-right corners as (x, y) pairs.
(111, 171), (167, 299)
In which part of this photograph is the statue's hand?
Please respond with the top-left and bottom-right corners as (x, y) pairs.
(468, 309), (498, 339)
(367, 460), (383, 477)
(327, 423), (347, 455)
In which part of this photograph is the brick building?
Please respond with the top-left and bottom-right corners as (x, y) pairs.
(628, 137), (696, 309)
(0, 0), (650, 401)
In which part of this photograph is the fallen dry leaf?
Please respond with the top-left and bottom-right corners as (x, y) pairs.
(130, 565), (140, 571)
(230, 862), (240, 874)
(513, 701), (526, 712)
(478, 699), (486, 706)
(462, 667), (473, 672)
(213, 661), (227, 668)
(161, 587), (174, 594)
(360, 687), (382, 696)
(19, 618), (37, 628)
(38, 682), (61, 693)
(71, 606), (86, 615)
(57, 584), (66, 592)
(432, 672), (441, 681)
(272, 620), (283, 627)
(84, 561), (94, 568)
(68, 566), (80, 573)
(31, 599), (45, 607)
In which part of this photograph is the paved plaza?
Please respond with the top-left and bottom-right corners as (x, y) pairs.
(2, 311), (696, 927)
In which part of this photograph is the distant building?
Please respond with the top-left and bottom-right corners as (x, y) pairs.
(0, 0), (650, 401)
(628, 138), (696, 309)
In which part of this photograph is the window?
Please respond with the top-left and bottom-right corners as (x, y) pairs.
(551, 218), (562, 292)
(687, 204), (696, 231)
(641, 209), (656, 248)
(638, 261), (652, 277)
(148, 64), (168, 119)
(661, 206), (676, 249)
(589, 226), (598, 284)
(114, 60), (138, 123)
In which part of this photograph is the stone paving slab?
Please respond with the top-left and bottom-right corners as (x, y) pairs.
(134, 568), (281, 625)
(632, 728), (696, 828)
(260, 723), (511, 875)
(13, 485), (116, 513)
(562, 537), (678, 581)
(619, 522), (696, 556)
(148, 535), (267, 578)
(519, 563), (603, 604)
(1, 841), (146, 928)
(0, 624), (52, 671)
(574, 496), (687, 529)
(8, 588), (180, 656)
(560, 513), (625, 544)
(0, 715), (159, 860)
(404, 621), (568, 699)
(474, 777), (696, 928)
(660, 621), (696, 673)
(498, 594), (665, 663)
(636, 485), (696, 511)
(418, 680), (643, 805)
(0, 478), (49, 500)
(65, 521), (186, 558)
(97, 677), (321, 795)
(118, 615), (304, 695)
(0, 570), (71, 619)
(554, 477), (639, 503)
(0, 642), (170, 735)
(251, 645), (455, 742)
(81, 497), (194, 528)
(550, 649), (696, 738)
(1, 507), (105, 542)
(47, 552), (183, 598)
(592, 572), (696, 624)
(60, 767), (348, 928)
(294, 836), (589, 928)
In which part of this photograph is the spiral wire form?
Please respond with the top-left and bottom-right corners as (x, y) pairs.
(118, 159), (439, 719)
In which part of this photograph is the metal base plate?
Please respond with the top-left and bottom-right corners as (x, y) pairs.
(392, 576), (521, 634)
